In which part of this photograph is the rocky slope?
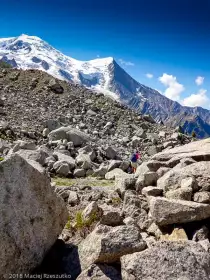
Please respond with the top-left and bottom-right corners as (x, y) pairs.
(2, 67), (210, 279)
(0, 68), (189, 163)
(1, 34), (210, 138)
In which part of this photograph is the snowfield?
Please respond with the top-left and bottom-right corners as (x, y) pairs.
(0, 34), (120, 100)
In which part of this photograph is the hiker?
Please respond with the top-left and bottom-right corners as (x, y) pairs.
(130, 151), (141, 173)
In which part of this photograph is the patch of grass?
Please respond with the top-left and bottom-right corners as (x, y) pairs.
(74, 210), (98, 230)
(53, 177), (76, 187)
(65, 210), (100, 235)
(88, 179), (115, 187)
(75, 211), (84, 230)
(53, 176), (115, 188)
(0, 157), (4, 162)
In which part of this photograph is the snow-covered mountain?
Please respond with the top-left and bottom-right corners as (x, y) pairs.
(0, 34), (158, 102)
(1, 34), (210, 138)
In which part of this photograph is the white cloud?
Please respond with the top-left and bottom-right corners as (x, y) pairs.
(158, 73), (185, 101)
(146, 73), (153, 79)
(182, 89), (209, 108)
(195, 76), (204, 86)
(118, 58), (135, 66)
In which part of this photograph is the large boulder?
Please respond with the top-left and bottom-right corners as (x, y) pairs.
(152, 138), (210, 162)
(121, 241), (210, 280)
(0, 154), (68, 277)
(49, 126), (92, 146)
(149, 197), (210, 226)
(78, 224), (146, 270)
(158, 161), (210, 193)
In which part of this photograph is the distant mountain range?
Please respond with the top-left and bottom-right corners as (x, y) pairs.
(0, 34), (210, 138)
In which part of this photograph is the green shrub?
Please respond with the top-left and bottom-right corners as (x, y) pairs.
(0, 157), (4, 161)
(74, 210), (98, 230)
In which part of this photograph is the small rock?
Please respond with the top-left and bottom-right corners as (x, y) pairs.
(115, 177), (136, 197)
(181, 177), (198, 191)
(144, 171), (158, 186)
(104, 146), (117, 160)
(53, 161), (70, 177)
(107, 160), (122, 172)
(68, 191), (79, 206)
(193, 226), (209, 241)
(193, 191), (210, 204)
(100, 205), (123, 226)
(48, 78), (64, 93)
(157, 167), (171, 178)
(165, 187), (192, 201)
(82, 201), (102, 221)
(142, 186), (163, 197)
(74, 168), (86, 178)
(42, 128), (50, 137)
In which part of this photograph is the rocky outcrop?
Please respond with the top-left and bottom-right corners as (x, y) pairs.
(0, 154), (68, 278)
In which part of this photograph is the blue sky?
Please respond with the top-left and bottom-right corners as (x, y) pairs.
(1, 0), (210, 108)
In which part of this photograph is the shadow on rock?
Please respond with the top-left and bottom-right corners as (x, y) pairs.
(32, 239), (81, 280)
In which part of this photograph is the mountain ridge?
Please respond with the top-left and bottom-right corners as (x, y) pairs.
(0, 34), (210, 138)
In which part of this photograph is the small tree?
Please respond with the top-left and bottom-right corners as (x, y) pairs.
(192, 131), (196, 138)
